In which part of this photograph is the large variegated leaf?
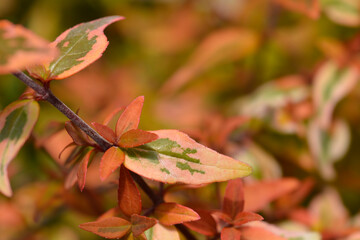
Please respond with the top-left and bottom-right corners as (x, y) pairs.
(0, 20), (58, 74)
(313, 61), (359, 128)
(28, 16), (123, 81)
(0, 100), (40, 196)
(123, 130), (252, 184)
(321, 0), (360, 26)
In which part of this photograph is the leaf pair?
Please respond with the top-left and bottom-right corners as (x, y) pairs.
(95, 96), (158, 181)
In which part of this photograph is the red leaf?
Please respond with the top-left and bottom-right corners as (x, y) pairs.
(118, 165), (142, 217)
(100, 147), (125, 181)
(131, 214), (157, 237)
(118, 129), (158, 148)
(241, 226), (286, 240)
(65, 161), (80, 189)
(223, 178), (244, 219)
(183, 209), (217, 236)
(79, 217), (131, 239)
(233, 212), (263, 226)
(154, 202), (200, 226)
(92, 122), (116, 143)
(116, 96), (144, 138)
(77, 149), (95, 192)
(221, 227), (241, 240)
(244, 178), (300, 212)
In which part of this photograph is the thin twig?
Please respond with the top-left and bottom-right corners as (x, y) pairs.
(12, 71), (112, 151)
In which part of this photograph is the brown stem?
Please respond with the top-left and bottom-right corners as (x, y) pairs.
(12, 71), (112, 151)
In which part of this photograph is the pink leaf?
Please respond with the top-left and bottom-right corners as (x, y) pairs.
(116, 96), (144, 138)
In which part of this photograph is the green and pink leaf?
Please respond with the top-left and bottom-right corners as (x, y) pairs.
(124, 130), (252, 185)
(0, 100), (39, 196)
(28, 16), (124, 81)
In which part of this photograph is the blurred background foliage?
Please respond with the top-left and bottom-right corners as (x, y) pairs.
(1, 0), (360, 239)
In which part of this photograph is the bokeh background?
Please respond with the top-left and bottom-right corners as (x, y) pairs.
(1, 0), (360, 239)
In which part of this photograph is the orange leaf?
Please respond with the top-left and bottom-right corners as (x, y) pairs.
(77, 149), (95, 192)
(183, 209), (217, 236)
(241, 226), (286, 240)
(92, 122), (116, 143)
(118, 129), (158, 148)
(233, 212), (263, 226)
(64, 161), (80, 189)
(244, 178), (300, 212)
(118, 165), (142, 217)
(221, 227), (241, 240)
(0, 20), (58, 74)
(100, 147), (125, 181)
(116, 96), (144, 138)
(28, 16), (124, 81)
(222, 178), (244, 219)
(154, 202), (200, 226)
(79, 217), (131, 239)
(131, 214), (157, 237)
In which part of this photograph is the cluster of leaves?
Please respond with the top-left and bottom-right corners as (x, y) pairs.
(1, 0), (360, 239)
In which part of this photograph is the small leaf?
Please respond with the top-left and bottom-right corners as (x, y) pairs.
(124, 130), (252, 185)
(221, 227), (241, 240)
(100, 147), (125, 181)
(116, 96), (144, 138)
(92, 122), (116, 143)
(65, 121), (92, 146)
(118, 129), (158, 148)
(0, 100), (39, 196)
(0, 20), (58, 74)
(222, 178), (244, 219)
(28, 16), (124, 81)
(64, 161), (80, 189)
(79, 217), (131, 239)
(131, 214), (157, 237)
(77, 149), (95, 192)
(118, 165), (142, 217)
(154, 202), (200, 226)
(145, 224), (180, 240)
(233, 212), (263, 226)
(183, 209), (217, 236)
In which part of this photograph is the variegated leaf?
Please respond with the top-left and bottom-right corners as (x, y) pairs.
(313, 61), (359, 128)
(124, 130), (252, 184)
(0, 20), (58, 74)
(0, 100), (39, 197)
(28, 16), (124, 81)
(321, 0), (360, 26)
(79, 217), (131, 239)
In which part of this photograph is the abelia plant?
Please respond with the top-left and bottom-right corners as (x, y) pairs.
(0, 16), (258, 239)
